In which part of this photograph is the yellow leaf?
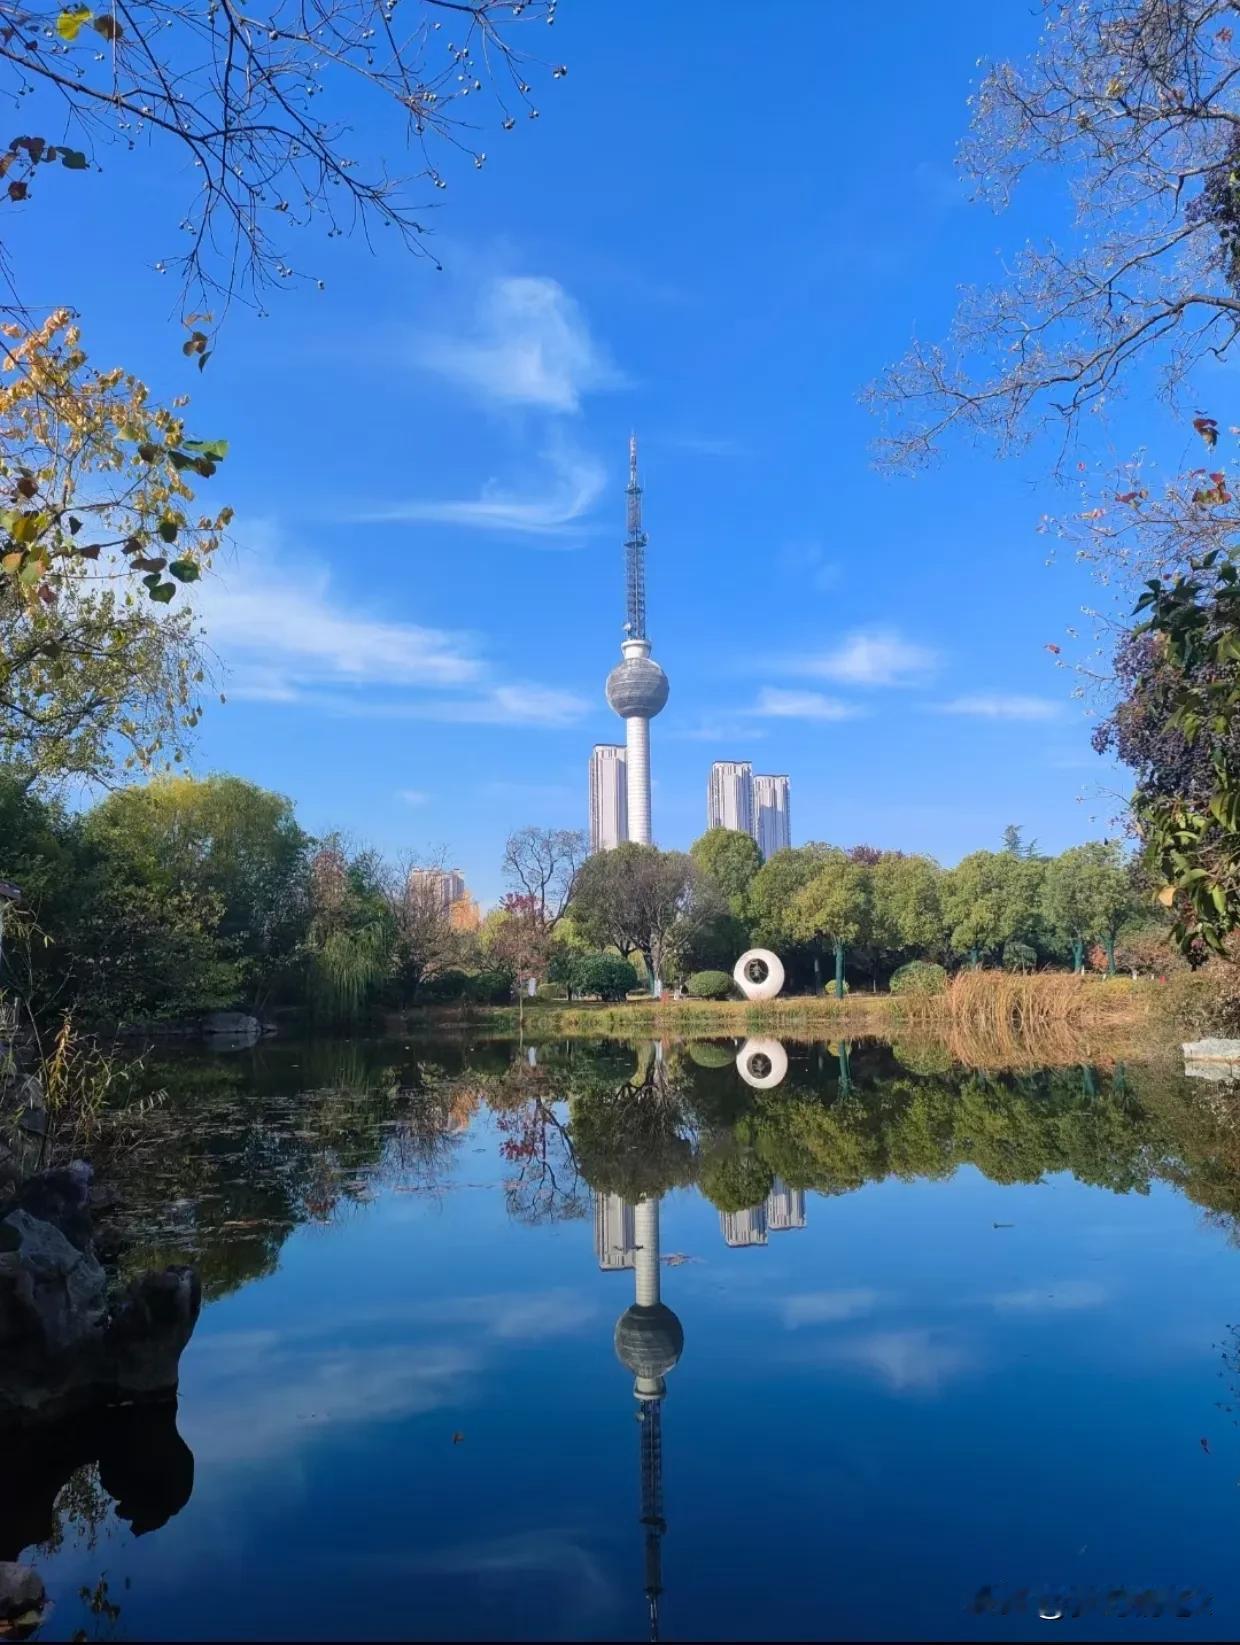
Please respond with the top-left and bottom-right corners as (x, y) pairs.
(56, 6), (92, 39)
(1157, 885), (1176, 907)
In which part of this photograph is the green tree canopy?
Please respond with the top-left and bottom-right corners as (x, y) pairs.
(943, 850), (1043, 966)
(1041, 841), (1135, 974)
(690, 827), (763, 920)
(871, 852), (945, 961)
(789, 851), (873, 997)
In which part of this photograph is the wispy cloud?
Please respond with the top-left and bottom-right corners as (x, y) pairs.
(777, 540), (840, 593)
(195, 555), (481, 695)
(993, 1280), (1107, 1313)
(195, 536), (585, 727)
(663, 433), (749, 459)
(398, 789), (430, 807)
(354, 443), (605, 538)
(827, 1328), (978, 1394)
(935, 694), (1063, 722)
(752, 688), (863, 722)
(791, 629), (938, 687)
(416, 275), (621, 413)
(782, 1289), (881, 1328)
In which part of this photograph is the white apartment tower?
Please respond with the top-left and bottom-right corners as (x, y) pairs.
(589, 744), (628, 853)
(707, 761), (755, 835)
(753, 773), (792, 858)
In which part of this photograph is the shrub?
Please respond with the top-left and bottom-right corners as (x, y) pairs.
(823, 978), (851, 998)
(889, 961), (948, 997)
(686, 969), (733, 1000)
(535, 982), (566, 1001)
(1002, 941), (1038, 974)
(465, 970), (512, 1005)
(687, 1040), (736, 1068)
(573, 953), (639, 1002)
(419, 969), (468, 1003)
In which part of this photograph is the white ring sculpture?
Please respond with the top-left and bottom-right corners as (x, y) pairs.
(733, 948), (785, 1002)
(736, 1037), (789, 1090)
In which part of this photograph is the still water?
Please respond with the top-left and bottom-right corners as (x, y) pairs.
(10, 1035), (1240, 1641)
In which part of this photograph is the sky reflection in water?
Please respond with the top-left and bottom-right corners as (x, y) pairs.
(11, 1036), (1240, 1642)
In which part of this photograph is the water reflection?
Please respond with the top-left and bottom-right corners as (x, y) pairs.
(3, 1400), (193, 1560)
(13, 1032), (1240, 1638)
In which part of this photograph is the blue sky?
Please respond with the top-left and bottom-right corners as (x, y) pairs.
(19, 0), (1166, 902)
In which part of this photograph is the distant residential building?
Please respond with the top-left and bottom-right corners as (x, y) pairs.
(595, 1192), (637, 1270)
(753, 773), (792, 858)
(707, 761), (754, 835)
(720, 1203), (768, 1248)
(408, 867), (466, 912)
(766, 1177), (806, 1232)
(589, 743), (628, 853)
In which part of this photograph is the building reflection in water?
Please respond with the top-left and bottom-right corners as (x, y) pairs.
(593, 1039), (800, 1637)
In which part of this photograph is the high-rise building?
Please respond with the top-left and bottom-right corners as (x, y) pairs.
(707, 760), (754, 835)
(594, 1192), (636, 1270)
(720, 1203), (768, 1248)
(588, 743), (628, 853)
(766, 1177), (806, 1232)
(407, 867), (466, 911)
(605, 437), (669, 845)
(753, 773), (792, 858)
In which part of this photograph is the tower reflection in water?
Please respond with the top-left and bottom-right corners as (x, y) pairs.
(595, 1039), (800, 1638)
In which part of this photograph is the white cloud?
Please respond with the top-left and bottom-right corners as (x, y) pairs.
(398, 789), (430, 807)
(935, 694), (1063, 721)
(194, 537), (585, 726)
(781, 1289), (881, 1328)
(417, 275), (620, 413)
(993, 1280), (1107, 1313)
(355, 444), (605, 537)
(195, 557), (480, 695)
(793, 629), (938, 687)
(829, 1328), (978, 1394)
(777, 540), (840, 593)
(752, 688), (862, 722)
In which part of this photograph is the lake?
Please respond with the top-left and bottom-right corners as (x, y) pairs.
(9, 1034), (1240, 1641)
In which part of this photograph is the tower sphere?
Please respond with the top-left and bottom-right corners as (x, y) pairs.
(606, 639), (669, 720)
(615, 1302), (684, 1380)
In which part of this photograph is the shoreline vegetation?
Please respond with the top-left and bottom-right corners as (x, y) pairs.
(385, 972), (1168, 1069)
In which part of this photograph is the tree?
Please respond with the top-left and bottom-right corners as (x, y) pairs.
(1041, 842), (1136, 974)
(690, 827), (763, 920)
(1123, 552), (1240, 951)
(943, 850), (1044, 967)
(389, 863), (465, 1002)
(570, 953), (638, 1002)
(1002, 825), (1039, 859)
(483, 892), (552, 1018)
(3, 1), (562, 310)
(871, 853), (945, 964)
(747, 843), (832, 948)
(501, 826), (586, 931)
(80, 775), (310, 999)
(789, 851), (873, 998)
(568, 843), (701, 990)
(1, 311), (231, 786)
(870, 0), (1240, 464)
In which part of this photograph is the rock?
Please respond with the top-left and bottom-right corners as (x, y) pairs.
(0, 1563), (44, 1623)
(0, 1168), (199, 1425)
(201, 1011), (262, 1038)
(1184, 1038), (1240, 1064)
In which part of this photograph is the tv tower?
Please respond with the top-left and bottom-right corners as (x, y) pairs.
(605, 436), (669, 844)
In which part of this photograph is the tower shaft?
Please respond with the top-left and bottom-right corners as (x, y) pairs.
(625, 714), (652, 846)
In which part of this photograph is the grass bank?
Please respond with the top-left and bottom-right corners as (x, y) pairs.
(395, 973), (1156, 1050)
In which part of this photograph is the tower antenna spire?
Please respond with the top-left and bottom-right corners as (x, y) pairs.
(625, 432), (647, 640)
